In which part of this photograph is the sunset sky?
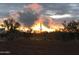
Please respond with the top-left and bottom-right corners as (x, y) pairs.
(0, 3), (79, 25)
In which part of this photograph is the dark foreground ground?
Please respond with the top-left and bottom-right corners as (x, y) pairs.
(0, 30), (79, 55)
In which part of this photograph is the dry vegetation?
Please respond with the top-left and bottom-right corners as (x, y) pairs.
(0, 30), (79, 55)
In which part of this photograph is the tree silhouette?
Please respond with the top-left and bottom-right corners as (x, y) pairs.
(62, 20), (78, 32)
(3, 17), (20, 31)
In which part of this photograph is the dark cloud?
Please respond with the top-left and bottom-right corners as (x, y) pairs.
(0, 3), (79, 23)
